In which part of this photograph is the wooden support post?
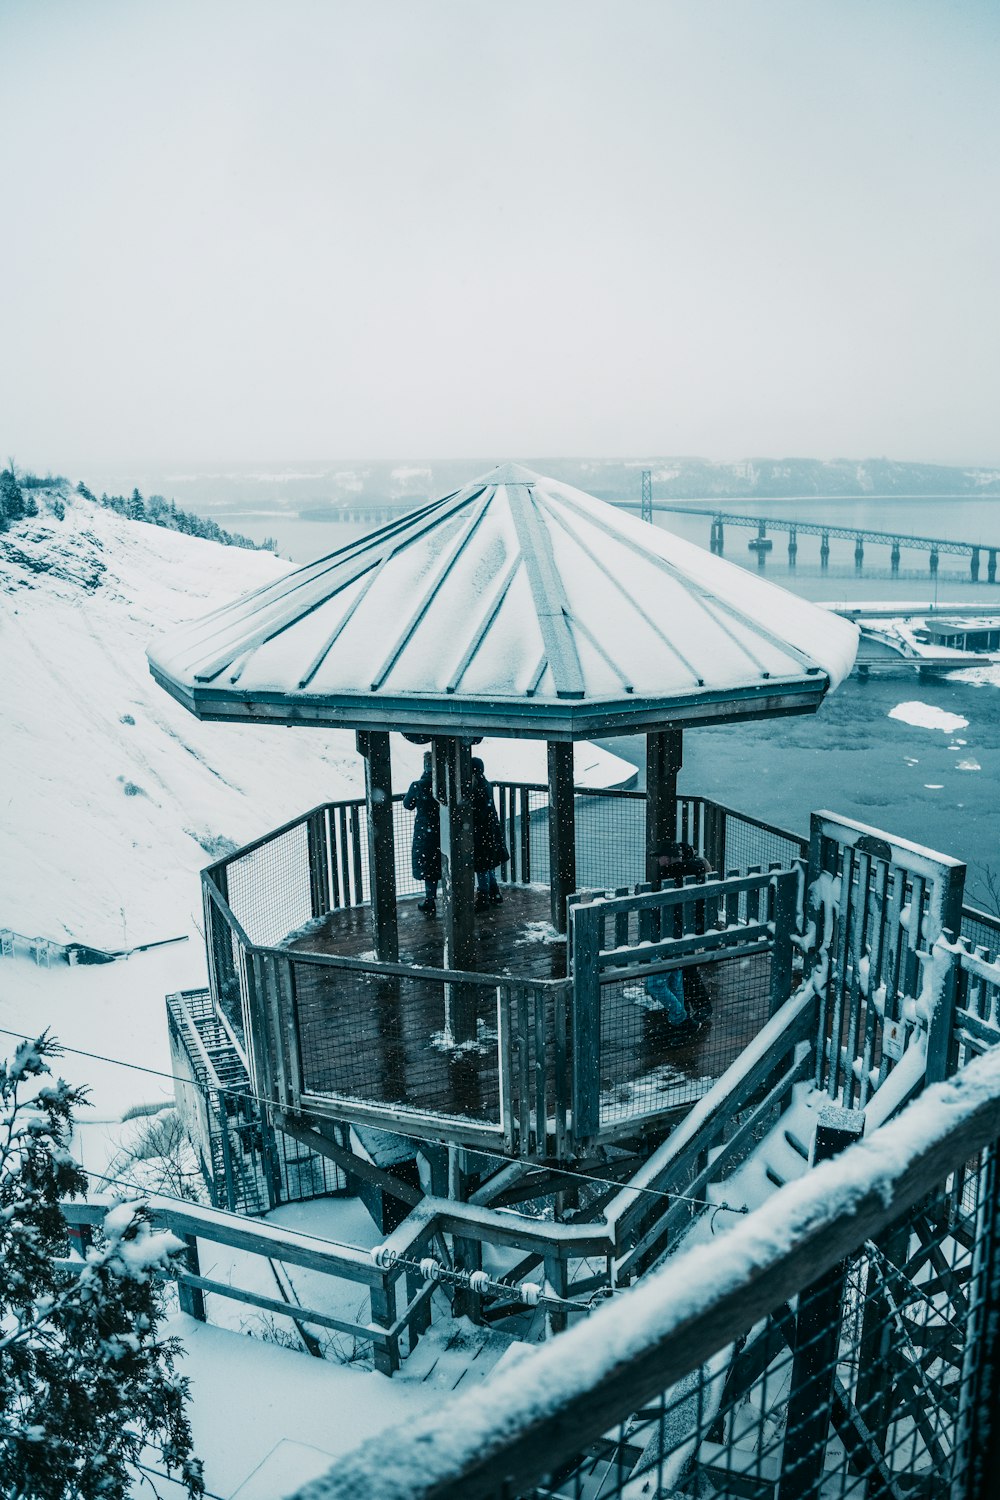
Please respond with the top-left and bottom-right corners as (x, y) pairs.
(778, 1107), (865, 1500)
(547, 742), (576, 933)
(370, 1276), (399, 1377)
(434, 737), (476, 1042)
(570, 904), (601, 1145)
(544, 1251), (569, 1336)
(177, 1235), (206, 1322)
(357, 731), (398, 963)
(645, 729), (682, 886)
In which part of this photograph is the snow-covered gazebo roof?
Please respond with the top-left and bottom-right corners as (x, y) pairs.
(147, 464), (858, 739)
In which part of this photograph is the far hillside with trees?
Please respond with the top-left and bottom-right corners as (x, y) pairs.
(76, 482), (277, 552)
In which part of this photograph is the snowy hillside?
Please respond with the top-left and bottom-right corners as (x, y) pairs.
(1, 485), (364, 952)
(0, 486), (633, 953)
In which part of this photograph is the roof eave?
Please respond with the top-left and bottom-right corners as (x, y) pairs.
(147, 661), (832, 740)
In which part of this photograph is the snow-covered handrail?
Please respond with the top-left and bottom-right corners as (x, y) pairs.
(286, 1045), (1000, 1500)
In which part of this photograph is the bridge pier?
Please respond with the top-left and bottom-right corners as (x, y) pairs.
(891, 541), (900, 575)
(930, 548), (939, 578)
(854, 537), (864, 570)
(989, 549), (997, 584)
(971, 548), (980, 582)
(820, 532), (829, 570)
(788, 528), (797, 566)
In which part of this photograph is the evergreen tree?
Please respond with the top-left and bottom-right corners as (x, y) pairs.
(0, 1034), (204, 1500)
(0, 468), (24, 522)
(76, 482), (97, 503)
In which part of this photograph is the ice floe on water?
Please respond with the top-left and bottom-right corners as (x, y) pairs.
(889, 701), (969, 733)
(948, 664), (1000, 689)
(924, 784), (944, 790)
(955, 759), (981, 772)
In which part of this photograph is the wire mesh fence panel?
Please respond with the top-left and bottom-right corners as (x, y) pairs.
(205, 895), (246, 1048)
(720, 806), (809, 876)
(291, 957), (505, 1128)
(225, 817), (312, 946)
(960, 904), (1000, 955)
(574, 791), (646, 892)
(598, 953), (773, 1129)
(509, 1148), (994, 1500)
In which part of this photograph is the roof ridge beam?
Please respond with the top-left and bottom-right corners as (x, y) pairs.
(504, 482), (585, 700)
(534, 491), (706, 687)
(549, 489), (813, 678)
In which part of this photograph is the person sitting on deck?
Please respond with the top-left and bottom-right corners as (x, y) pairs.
(471, 757), (509, 911)
(644, 840), (713, 1043)
(403, 753), (441, 916)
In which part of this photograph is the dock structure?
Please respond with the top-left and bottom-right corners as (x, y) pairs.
(628, 502), (1000, 581)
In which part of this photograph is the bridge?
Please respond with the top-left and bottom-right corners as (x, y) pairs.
(619, 502), (1000, 581)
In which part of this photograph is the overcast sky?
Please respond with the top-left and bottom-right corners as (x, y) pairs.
(1, 0), (998, 469)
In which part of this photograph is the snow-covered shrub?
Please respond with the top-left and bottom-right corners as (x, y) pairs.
(0, 1033), (204, 1498)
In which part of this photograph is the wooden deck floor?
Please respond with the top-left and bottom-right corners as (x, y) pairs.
(282, 888), (773, 1139)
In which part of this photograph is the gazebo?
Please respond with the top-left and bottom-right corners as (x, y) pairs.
(151, 461), (855, 934)
(150, 464), (858, 1162)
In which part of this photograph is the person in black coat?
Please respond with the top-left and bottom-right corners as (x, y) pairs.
(471, 757), (509, 910)
(403, 754), (441, 915)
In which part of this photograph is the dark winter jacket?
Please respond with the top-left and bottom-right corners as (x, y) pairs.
(403, 773), (441, 880)
(471, 768), (509, 874)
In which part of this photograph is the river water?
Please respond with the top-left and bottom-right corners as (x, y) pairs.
(216, 494), (1000, 906)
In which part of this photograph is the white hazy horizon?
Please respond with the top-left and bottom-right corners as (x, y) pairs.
(2, 0), (999, 470)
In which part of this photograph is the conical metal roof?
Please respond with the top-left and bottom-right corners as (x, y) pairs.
(147, 464), (858, 739)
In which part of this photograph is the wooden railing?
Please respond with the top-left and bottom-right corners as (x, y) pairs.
(296, 1044), (1000, 1500)
(60, 1190), (423, 1376)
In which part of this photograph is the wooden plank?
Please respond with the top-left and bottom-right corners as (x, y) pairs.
(829, 843), (855, 1098)
(337, 804), (351, 908)
(498, 986), (514, 1154)
(172, 1269), (386, 1344)
(518, 987), (533, 1154)
(769, 871), (798, 1017)
(520, 786), (531, 883)
(534, 988), (548, 1154)
(277, 1114), (423, 1208)
(553, 981), (568, 1160)
(597, 926), (772, 972)
(350, 804), (364, 906)
(63, 1195), (384, 1284)
(842, 849), (871, 1108)
(570, 905), (601, 1143)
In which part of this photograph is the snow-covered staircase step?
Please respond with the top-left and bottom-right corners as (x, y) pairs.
(400, 1320), (518, 1390)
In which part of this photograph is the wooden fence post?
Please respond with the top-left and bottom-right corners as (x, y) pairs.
(176, 1235), (207, 1322)
(370, 1275), (399, 1376)
(570, 905), (601, 1145)
(770, 870), (799, 1016)
(925, 940), (960, 1085)
(778, 1107), (865, 1500)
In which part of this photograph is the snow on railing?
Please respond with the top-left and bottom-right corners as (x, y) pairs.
(286, 1042), (1000, 1500)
